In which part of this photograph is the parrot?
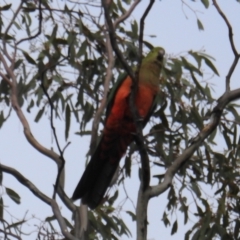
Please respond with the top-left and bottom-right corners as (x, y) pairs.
(72, 47), (165, 209)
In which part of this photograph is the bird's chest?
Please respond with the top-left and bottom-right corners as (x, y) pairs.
(106, 81), (157, 134)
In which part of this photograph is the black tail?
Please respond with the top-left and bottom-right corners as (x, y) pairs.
(72, 136), (128, 209)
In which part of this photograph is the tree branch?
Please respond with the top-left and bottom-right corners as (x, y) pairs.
(17, 0), (43, 46)
(51, 200), (78, 240)
(113, 0), (141, 29)
(101, 0), (135, 81)
(0, 164), (51, 205)
(134, 2), (156, 240)
(0, 229), (21, 240)
(213, 0), (240, 92)
(138, 0), (155, 59)
(135, 0), (155, 192)
(90, 33), (114, 153)
(40, 79), (65, 200)
(149, 87), (240, 198)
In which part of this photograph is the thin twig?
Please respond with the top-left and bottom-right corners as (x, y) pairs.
(17, 0), (43, 45)
(134, 2), (156, 239)
(113, 0), (141, 28)
(134, 0), (155, 191)
(40, 79), (65, 200)
(138, 0), (155, 60)
(212, 0), (240, 92)
(0, 229), (21, 240)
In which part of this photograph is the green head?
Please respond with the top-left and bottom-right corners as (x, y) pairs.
(142, 47), (165, 66)
(139, 47), (165, 85)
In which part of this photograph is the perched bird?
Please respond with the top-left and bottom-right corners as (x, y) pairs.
(72, 47), (165, 209)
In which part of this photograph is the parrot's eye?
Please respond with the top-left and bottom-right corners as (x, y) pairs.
(157, 49), (165, 61)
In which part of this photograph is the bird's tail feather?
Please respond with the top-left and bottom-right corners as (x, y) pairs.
(82, 160), (119, 209)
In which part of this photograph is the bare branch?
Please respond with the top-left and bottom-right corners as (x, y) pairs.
(213, 0), (240, 92)
(10, 82), (62, 167)
(57, 186), (76, 212)
(0, 164), (51, 205)
(149, 88), (240, 198)
(138, 0), (155, 59)
(136, 188), (149, 240)
(134, 0), (156, 192)
(101, 0), (135, 81)
(113, 0), (141, 29)
(57, 186), (88, 239)
(134, 2), (156, 240)
(90, 33), (114, 153)
(51, 200), (78, 240)
(0, 229), (21, 240)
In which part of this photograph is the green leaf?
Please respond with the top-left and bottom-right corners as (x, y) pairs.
(0, 4), (12, 11)
(108, 190), (118, 205)
(185, 230), (192, 240)
(171, 220), (178, 235)
(6, 188), (21, 204)
(27, 99), (34, 113)
(234, 219), (240, 239)
(0, 198), (3, 219)
(131, 20), (138, 39)
(126, 211), (136, 221)
(0, 112), (4, 129)
(0, 170), (2, 185)
(65, 104), (71, 140)
(181, 57), (202, 75)
(50, 24), (58, 43)
(201, 0), (209, 8)
(204, 57), (219, 75)
(162, 211), (170, 226)
(197, 19), (204, 31)
(0, 33), (15, 40)
(191, 182), (201, 198)
(22, 51), (36, 65)
(54, 38), (68, 45)
(189, 51), (202, 68)
(77, 40), (88, 57)
(35, 107), (45, 122)
(6, 220), (26, 229)
(14, 59), (23, 70)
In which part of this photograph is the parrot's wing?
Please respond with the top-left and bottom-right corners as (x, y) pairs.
(105, 72), (128, 119)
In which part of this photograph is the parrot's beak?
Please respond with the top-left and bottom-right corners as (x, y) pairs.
(157, 49), (165, 61)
